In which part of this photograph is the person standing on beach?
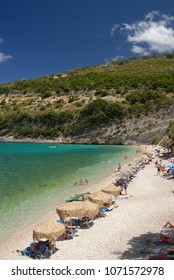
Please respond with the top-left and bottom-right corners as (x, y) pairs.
(117, 163), (121, 171)
(156, 163), (161, 176)
(123, 179), (128, 196)
(84, 179), (88, 184)
(79, 179), (84, 185)
(117, 178), (128, 196)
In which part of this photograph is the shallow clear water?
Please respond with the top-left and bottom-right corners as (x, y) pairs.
(0, 142), (136, 242)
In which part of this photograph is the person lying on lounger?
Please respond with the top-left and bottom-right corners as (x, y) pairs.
(64, 215), (88, 227)
(30, 240), (50, 253)
(160, 220), (174, 243)
(60, 217), (78, 229)
(163, 220), (174, 228)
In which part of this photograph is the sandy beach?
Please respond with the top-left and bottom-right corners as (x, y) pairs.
(0, 146), (174, 260)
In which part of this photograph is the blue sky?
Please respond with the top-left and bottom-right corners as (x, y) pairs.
(0, 0), (174, 84)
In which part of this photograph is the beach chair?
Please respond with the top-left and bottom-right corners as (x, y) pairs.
(63, 229), (78, 239)
(95, 209), (106, 219)
(79, 220), (94, 229)
(95, 204), (117, 219)
(77, 214), (94, 229)
(56, 219), (79, 239)
(22, 242), (47, 259)
(44, 242), (58, 258)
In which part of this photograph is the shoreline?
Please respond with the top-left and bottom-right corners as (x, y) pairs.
(0, 145), (146, 259)
(0, 136), (143, 146)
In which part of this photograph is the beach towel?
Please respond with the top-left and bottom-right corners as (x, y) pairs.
(100, 207), (110, 212)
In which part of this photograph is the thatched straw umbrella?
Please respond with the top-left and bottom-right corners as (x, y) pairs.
(82, 200), (100, 219)
(33, 220), (65, 244)
(88, 191), (112, 207)
(101, 184), (121, 197)
(56, 200), (99, 221)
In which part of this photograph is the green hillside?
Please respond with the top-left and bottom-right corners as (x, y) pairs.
(0, 53), (174, 148)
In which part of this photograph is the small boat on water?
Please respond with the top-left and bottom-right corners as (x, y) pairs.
(49, 146), (56, 148)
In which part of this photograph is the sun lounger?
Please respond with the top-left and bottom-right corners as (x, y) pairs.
(100, 204), (115, 212)
(63, 230), (79, 239)
(78, 220), (94, 229)
(95, 211), (106, 218)
(22, 242), (47, 259)
(57, 216), (93, 230)
(22, 239), (57, 259)
(56, 219), (79, 239)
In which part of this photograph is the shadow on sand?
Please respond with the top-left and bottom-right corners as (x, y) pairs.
(110, 232), (160, 260)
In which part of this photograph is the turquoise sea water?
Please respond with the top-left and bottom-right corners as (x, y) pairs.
(0, 142), (136, 242)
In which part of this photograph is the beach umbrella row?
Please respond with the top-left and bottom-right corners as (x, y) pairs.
(32, 200), (100, 244)
(32, 182), (122, 245)
(31, 155), (148, 248)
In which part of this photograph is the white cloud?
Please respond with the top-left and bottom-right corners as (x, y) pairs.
(145, 10), (160, 21)
(131, 45), (149, 55)
(110, 24), (119, 36)
(0, 37), (12, 62)
(104, 55), (124, 64)
(0, 53), (12, 62)
(145, 10), (174, 22)
(111, 11), (174, 56)
(111, 55), (124, 61)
